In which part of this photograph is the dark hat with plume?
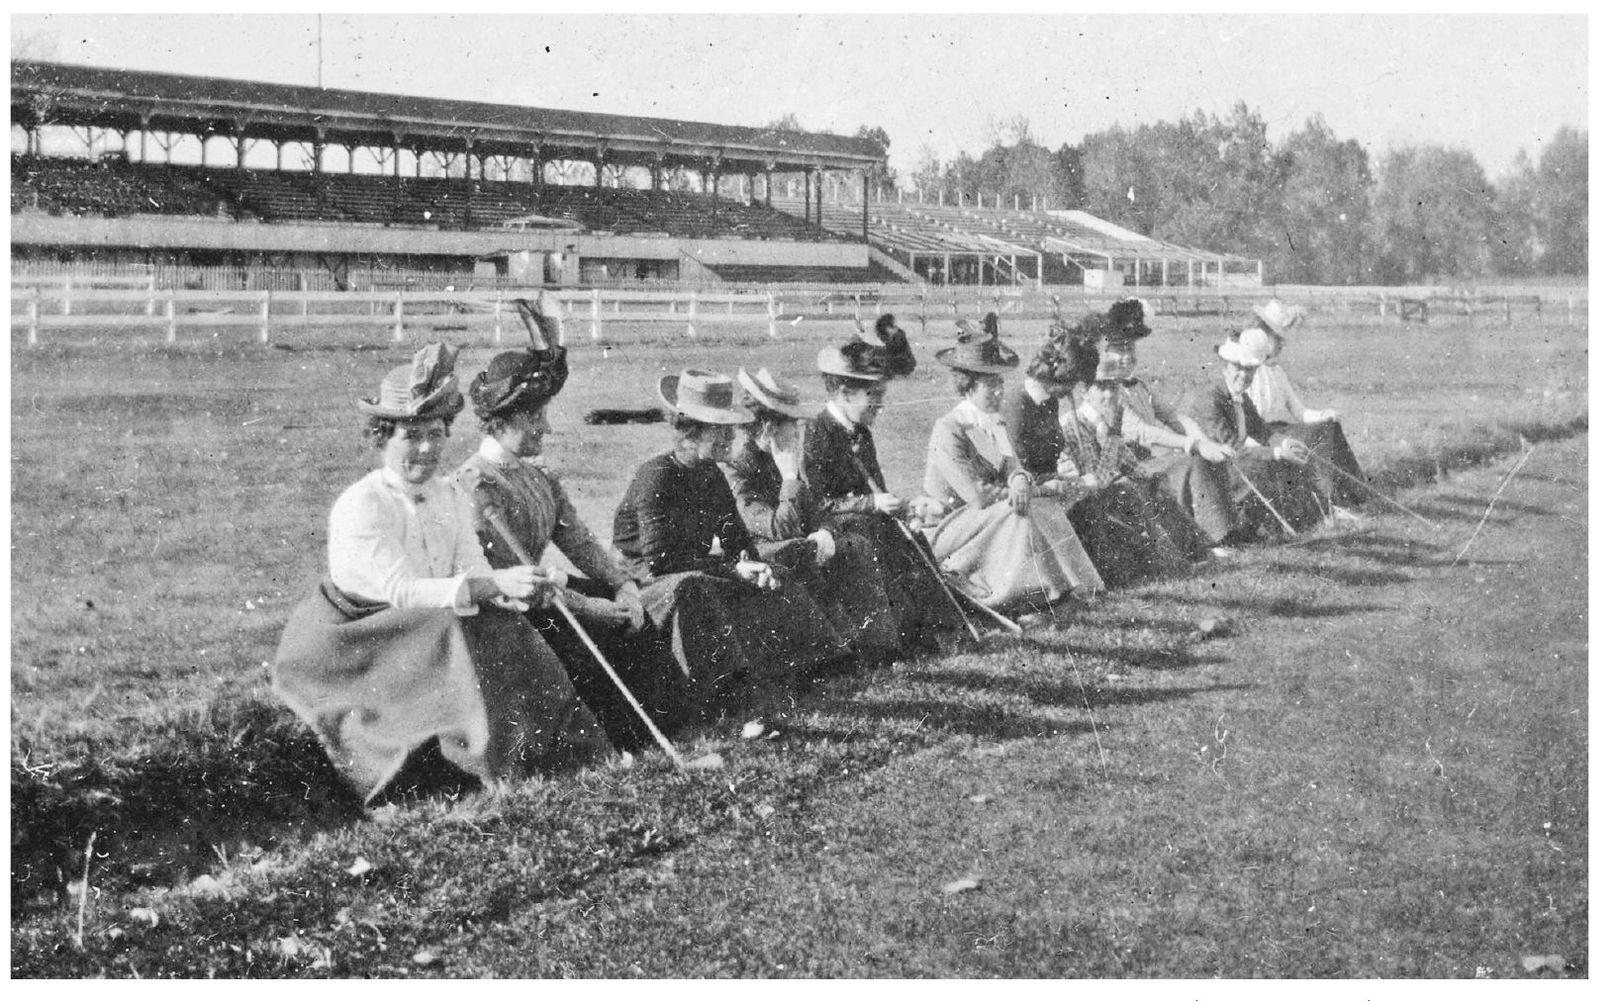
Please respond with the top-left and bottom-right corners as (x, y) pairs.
(935, 317), (1020, 374)
(468, 292), (570, 420)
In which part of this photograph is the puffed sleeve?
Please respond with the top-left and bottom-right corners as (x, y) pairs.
(328, 479), (476, 613)
(927, 419), (1002, 510)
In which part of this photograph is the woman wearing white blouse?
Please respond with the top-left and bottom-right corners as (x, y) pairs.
(1244, 301), (1370, 515)
(273, 343), (610, 805)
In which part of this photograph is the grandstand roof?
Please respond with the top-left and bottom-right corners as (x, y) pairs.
(11, 59), (886, 173)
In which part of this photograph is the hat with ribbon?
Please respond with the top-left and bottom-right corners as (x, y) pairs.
(1252, 299), (1304, 335)
(657, 368), (750, 424)
(817, 337), (893, 382)
(1216, 327), (1273, 367)
(858, 313), (917, 377)
(936, 323), (1021, 374)
(356, 341), (465, 420)
(468, 292), (570, 420)
(1101, 298), (1153, 343)
(736, 366), (818, 420)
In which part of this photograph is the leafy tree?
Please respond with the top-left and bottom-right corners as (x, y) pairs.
(1368, 144), (1497, 283)
(1535, 126), (1587, 275)
(1265, 115), (1373, 283)
(1491, 150), (1541, 276)
(856, 124), (899, 200)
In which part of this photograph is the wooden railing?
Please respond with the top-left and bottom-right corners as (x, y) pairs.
(10, 275), (1588, 347)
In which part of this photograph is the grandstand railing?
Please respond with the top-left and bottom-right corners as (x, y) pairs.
(11, 280), (1585, 348)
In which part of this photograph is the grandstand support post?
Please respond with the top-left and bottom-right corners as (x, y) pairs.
(687, 292), (699, 338)
(862, 172), (870, 243)
(591, 288), (603, 342)
(164, 293), (177, 345)
(259, 290), (271, 345)
(393, 292), (405, 342)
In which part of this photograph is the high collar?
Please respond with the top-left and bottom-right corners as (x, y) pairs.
(824, 400), (859, 432)
(380, 466), (433, 502)
(954, 397), (1003, 428)
(1022, 378), (1053, 405)
(478, 435), (519, 465)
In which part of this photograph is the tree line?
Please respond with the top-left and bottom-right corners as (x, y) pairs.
(903, 107), (1585, 285)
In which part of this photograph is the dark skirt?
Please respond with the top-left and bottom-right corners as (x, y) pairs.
(1267, 418), (1369, 508)
(526, 577), (695, 750)
(271, 582), (611, 804)
(636, 565), (854, 706)
(1066, 479), (1203, 587)
(1137, 450), (1243, 545)
(1230, 451), (1329, 537)
(759, 533), (904, 661)
(822, 510), (972, 649)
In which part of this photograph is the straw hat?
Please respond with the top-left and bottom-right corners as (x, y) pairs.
(656, 368), (749, 424)
(935, 328), (1020, 374)
(356, 342), (465, 420)
(736, 366), (818, 420)
(1252, 299), (1303, 335)
(817, 339), (890, 382)
(1216, 327), (1272, 367)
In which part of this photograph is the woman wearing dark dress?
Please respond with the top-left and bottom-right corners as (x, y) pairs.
(613, 369), (853, 704)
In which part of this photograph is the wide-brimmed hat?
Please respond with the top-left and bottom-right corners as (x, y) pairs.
(1216, 327), (1271, 367)
(856, 314), (917, 377)
(468, 294), (569, 419)
(736, 366), (817, 420)
(1252, 299), (1303, 335)
(356, 341), (465, 420)
(1101, 298), (1153, 343)
(657, 368), (750, 424)
(936, 328), (1020, 374)
(818, 338), (891, 382)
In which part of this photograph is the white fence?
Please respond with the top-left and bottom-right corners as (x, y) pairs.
(9, 275), (1588, 347)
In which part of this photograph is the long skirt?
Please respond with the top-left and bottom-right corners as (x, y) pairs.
(756, 535), (902, 660)
(1267, 418), (1369, 507)
(1139, 450), (1244, 545)
(636, 566), (853, 706)
(271, 582), (611, 805)
(1230, 451), (1329, 537)
(526, 577), (694, 750)
(821, 510), (971, 651)
(1066, 478), (1203, 587)
(925, 497), (1105, 611)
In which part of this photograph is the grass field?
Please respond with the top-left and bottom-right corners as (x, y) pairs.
(9, 311), (1588, 978)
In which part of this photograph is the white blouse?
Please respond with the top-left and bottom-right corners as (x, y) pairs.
(327, 467), (492, 614)
(1247, 363), (1324, 425)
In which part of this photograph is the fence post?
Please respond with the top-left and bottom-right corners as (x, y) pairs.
(492, 287), (503, 344)
(165, 292), (177, 344)
(61, 277), (72, 316)
(259, 290), (272, 345)
(767, 293), (778, 338)
(1504, 297), (1511, 327)
(145, 275), (157, 317)
(393, 291), (405, 342)
(687, 292), (699, 338)
(25, 288), (38, 347)
(591, 288), (603, 342)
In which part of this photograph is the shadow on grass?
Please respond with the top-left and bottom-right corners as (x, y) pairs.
(1265, 562), (1414, 587)
(1368, 414), (1586, 493)
(10, 701), (363, 915)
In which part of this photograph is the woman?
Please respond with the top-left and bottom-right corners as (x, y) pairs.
(922, 327), (1105, 614)
(1245, 300), (1370, 516)
(723, 365), (904, 663)
(1058, 353), (1206, 585)
(455, 295), (686, 747)
(801, 333), (968, 652)
(612, 368), (853, 704)
(272, 342), (610, 805)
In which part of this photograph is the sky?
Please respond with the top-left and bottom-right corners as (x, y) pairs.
(9, 12), (1590, 183)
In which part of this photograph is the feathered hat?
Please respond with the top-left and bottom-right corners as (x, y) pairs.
(356, 341), (465, 420)
(467, 291), (570, 420)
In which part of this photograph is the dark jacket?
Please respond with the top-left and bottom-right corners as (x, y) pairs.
(802, 410), (885, 518)
(719, 438), (819, 543)
(612, 452), (756, 576)
(1180, 380), (1276, 452)
(1001, 383), (1065, 479)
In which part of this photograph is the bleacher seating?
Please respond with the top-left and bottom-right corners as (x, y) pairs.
(706, 260), (911, 285)
(11, 156), (835, 243)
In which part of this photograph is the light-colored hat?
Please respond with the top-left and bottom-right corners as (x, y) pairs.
(935, 330), (1021, 374)
(736, 366), (817, 420)
(1252, 299), (1303, 334)
(657, 368), (749, 424)
(817, 341), (889, 382)
(1216, 327), (1272, 367)
(356, 342), (465, 420)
